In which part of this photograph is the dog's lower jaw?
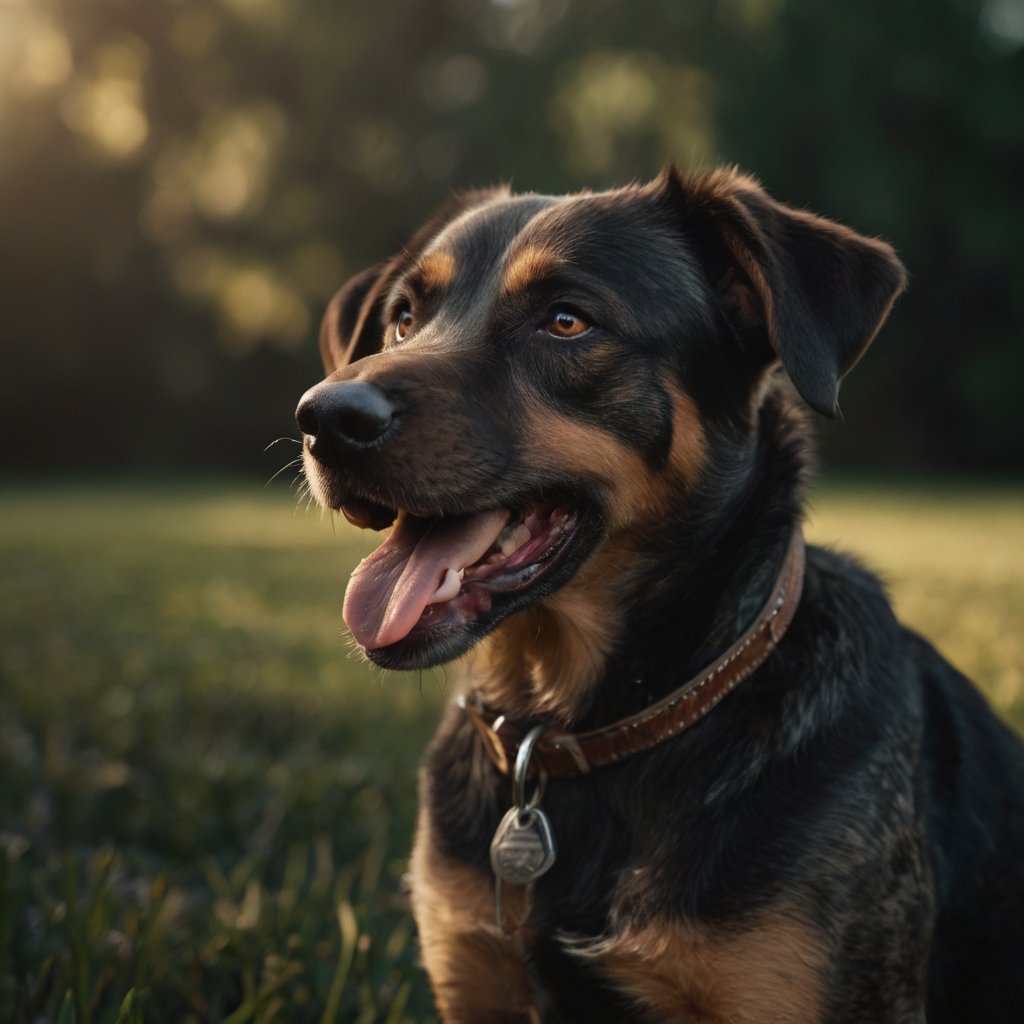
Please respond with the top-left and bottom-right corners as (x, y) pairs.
(471, 538), (654, 727)
(346, 497), (607, 672)
(474, 602), (614, 728)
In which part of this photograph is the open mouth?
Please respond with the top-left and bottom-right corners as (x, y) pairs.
(341, 497), (589, 668)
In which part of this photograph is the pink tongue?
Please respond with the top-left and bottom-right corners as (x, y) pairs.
(343, 508), (510, 650)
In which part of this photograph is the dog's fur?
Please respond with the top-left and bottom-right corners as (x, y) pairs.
(296, 168), (1024, 1023)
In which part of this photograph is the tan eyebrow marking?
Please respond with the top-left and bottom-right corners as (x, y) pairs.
(500, 245), (565, 296)
(416, 249), (457, 291)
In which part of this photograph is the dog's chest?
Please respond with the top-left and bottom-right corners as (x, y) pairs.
(411, 806), (826, 1024)
(552, 908), (827, 1024)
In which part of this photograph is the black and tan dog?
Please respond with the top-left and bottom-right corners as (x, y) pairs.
(295, 168), (1024, 1023)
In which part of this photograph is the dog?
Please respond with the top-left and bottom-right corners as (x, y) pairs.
(295, 167), (1024, 1023)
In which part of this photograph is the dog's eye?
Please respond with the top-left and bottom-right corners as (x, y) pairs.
(395, 308), (414, 341)
(545, 311), (589, 338)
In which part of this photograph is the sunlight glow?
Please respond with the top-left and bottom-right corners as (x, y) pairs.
(981, 0), (1024, 50)
(174, 246), (310, 351)
(553, 51), (716, 176)
(171, 8), (222, 61)
(60, 35), (150, 160)
(192, 103), (287, 220)
(12, 15), (72, 92)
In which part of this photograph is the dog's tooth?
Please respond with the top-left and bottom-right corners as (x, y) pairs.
(498, 522), (531, 556)
(429, 568), (462, 605)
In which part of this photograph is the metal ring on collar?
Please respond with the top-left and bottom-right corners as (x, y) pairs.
(513, 724), (547, 811)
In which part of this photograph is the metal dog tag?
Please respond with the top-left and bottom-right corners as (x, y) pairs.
(490, 805), (557, 885)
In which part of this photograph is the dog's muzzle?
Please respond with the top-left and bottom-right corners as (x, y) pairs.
(295, 379), (399, 467)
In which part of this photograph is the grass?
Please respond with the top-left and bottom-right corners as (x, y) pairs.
(1, 478), (1022, 1022)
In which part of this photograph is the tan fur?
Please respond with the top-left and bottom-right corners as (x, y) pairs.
(566, 910), (828, 1024)
(474, 539), (649, 725)
(521, 401), (704, 531)
(307, 170), (917, 1021)
(409, 805), (538, 1023)
(472, 393), (707, 724)
(667, 387), (707, 485)
(417, 248), (457, 292)
(500, 245), (564, 296)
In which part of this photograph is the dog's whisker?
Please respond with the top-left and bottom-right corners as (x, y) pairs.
(265, 456), (304, 488)
(263, 436), (303, 453)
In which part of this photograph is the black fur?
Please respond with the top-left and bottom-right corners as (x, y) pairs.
(297, 168), (1024, 1022)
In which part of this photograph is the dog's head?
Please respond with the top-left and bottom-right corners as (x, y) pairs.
(296, 168), (905, 676)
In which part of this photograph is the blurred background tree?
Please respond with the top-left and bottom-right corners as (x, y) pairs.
(1, 0), (1021, 476)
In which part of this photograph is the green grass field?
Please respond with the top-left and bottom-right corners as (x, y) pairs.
(1, 479), (1022, 1023)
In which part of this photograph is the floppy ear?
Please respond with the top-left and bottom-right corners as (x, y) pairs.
(669, 167), (907, 417)
(319, 264), (391, 373)
(318, 186), (511, 375)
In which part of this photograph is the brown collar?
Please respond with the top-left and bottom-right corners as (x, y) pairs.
(461, 529), (806, 778)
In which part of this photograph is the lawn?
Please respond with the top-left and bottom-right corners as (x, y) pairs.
(1, 479), (1021, 1023)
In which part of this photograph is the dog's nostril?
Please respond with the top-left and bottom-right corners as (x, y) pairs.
(296, 380), (397, 452)
(295, 399), (320, 438)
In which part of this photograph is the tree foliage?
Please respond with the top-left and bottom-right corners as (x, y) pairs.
(1, 0), (1021, 473)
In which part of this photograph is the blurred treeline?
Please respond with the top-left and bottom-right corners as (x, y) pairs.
(1, 0), (1022, 476)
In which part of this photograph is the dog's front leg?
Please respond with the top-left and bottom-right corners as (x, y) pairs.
(409, 808), (542, 1023)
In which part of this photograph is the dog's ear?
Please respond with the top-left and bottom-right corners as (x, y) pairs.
(318, 187), (510, 374)
(664, 167), (907, 417)
(319, 264), (390, 373)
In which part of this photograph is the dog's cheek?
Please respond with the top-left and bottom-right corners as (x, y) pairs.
(518, 381), (705, 530)
(518, 410), (651, 526)
(664, 386), (708, 488)
(519, 346), (682, 472)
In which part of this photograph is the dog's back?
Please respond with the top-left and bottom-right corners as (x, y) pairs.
(912, 632), (1024, 1020)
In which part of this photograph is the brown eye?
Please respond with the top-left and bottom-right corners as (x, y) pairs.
(395, 308), (414, 341)
(546, 310), (589, 338)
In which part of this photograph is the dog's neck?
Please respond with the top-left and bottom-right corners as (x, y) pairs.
(471, 386), (811, 729)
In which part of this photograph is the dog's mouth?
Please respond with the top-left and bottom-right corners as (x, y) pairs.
(340, 497), (589, 668)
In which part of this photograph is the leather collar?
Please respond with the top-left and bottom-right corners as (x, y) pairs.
(461, 529), (806, 778)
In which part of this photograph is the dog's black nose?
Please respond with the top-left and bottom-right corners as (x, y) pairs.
(295, 380), (398, 459)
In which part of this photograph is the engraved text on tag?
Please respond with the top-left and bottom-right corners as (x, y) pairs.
(490, 806), (557, 885)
